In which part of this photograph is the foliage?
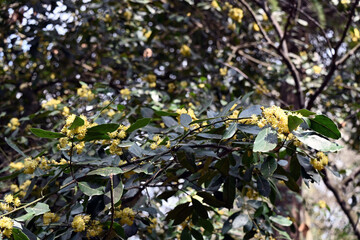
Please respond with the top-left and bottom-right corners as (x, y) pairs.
(1, 0), (360, 239)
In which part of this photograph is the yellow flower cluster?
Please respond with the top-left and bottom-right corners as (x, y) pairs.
(120, 88), (131, 99)
(61, 114), (93, 140)
(211, 0), (220, 9)
(23, 156), (54, 174)
(180, 44), (191, 57)
(168, 83), (176, 93)
(43, 212), (60, 225)
(7, 118), (20, 131)
(350, 28), (360, 42)
(0, 217), (13, 238)
(150, 135), (171, 150)
(255, 79), (270, 94)
(310, 152), (328, 171)
(86, 220), (103, 238)
(313, 65), (322, 74)
(77, 85), (95, 101)
(115, 207), (135, 226)
(238, 114), (258, 125)
(219, 67), (228, 76)
(9, 162), (25, 171)
(62, 106), (70, 116)
(143, 74), (157, 88)
(106, 125), (129, 155)
(176, 108), (200, 130)
(72, 215), (91, 232)
(246, 188), (259, 199)
(41, 97), (62, 110)
(253, 23), (260, 31)
(10, 180), (32, 198)
(0, 194), (20, 212)
(334, 75), (343, 89)
(318, 200), (327, 209)
(123, 10), (132, 21)
(229, 8), (243, 23)
(147, 218), (157, 233)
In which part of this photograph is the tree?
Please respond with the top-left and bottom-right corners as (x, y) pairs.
(0, 0), (359, 239)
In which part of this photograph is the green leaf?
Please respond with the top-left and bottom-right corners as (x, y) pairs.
(288, 115), (303, 132)
(12, 228), (30, 240)
(68, 116), (85, 130)
(25, 202), (50, 216)
(293, 109), (316, 117)
(155, 110), (178, 117)
(88, 167), (123, 176)
(191, 228), (204, 240)
(261, 156), (277, 177)
(232, 214), (249, 228)
(192, 198), (208, 219)
(223, 176), (235, 208)
(82, 132), (111, 141)
(294, 131), (343, 152)
(222, 122), (237, 140)
(177, 150), (197, 173)
(15, 212), (35, 222)
(253, 127), (278, 152)
(239, 105), (262, 118)
(87, 123), (119, 134)
(165, 202), (193, 225)
(197, 192), (225, 208)
(181, 227), (192, 240)
(157, 190), (178, 200)
(126, 118), (151, 133)
(30, 128), (65, 139)
(117, 104), (125, 111)
(5, 137), (26, 157)
(309, 115), (341, 139)
(78, 182), (104, 196)
(197, 218), (214, 235)
(270, 215), (293, 226)
(257, 176), (271, 197)
(180, 114), (192, 128)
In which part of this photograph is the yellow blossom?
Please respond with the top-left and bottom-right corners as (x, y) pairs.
(229, 8), (243, 23)
(77, 85), (95, 101)
(7, 118), (20, 131)
(42, 97), (62, 110)
(86, 220), (103, 238)
(180, 44), (191, 57)
(211, 0), (220, 9)
(220, 67), (228, 76)
(313, 65), (322, 74)
(168, 83), (176, 93)
(120, 88), (131, 99)
(72, 215), (90, 232)
(9, 162), (24, 171)
(253, 23), (260, 31)
(350, 28), (360, 42)
(0, 217), (14, 238)
(24, 157), (38, 174)
(318, 200), (327, 209)
(228, 23), (236, 31)
(62, 106), (70, 116)
(123, 10), (132, 21)
(115, 207), (135, 226)
(43, 212), (60, 225)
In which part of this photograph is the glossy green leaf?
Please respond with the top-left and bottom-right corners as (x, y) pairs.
(261, 156), (277, 177)
(68, 116), (85, 130)
(30, 128), (65, 139)
(12, 228), (30, 240)
(253, 127), (278, 152)
(192, 198), (208, 219)
(155, 110), (178, 116)
(78, 182), (104, 196)
(25, 203), (50, 216)
(293, 109), (316, 117)
(288, 115), (303, 132)
(294, 131), (343, 152)
(88, 167), (123, 176)
(270, 215), (293, 226)
(309, 115), (341, 139)
(257, 176), (271, 197)
(5, 137), (26, 157)
(222, 122), (237, 140)
(232, 214), (249, 228)
(82, 132), (111, 141)
(181, 227), (192, 240)
(126, 118), (151, 133)
(191, 228), (204, 240)
(87, 123), (119, 134)
(180, 114), (192, 128)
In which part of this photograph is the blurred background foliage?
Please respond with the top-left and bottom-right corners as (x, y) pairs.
(1, 0), (360, 239)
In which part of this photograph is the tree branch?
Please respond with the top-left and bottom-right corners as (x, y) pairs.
(306, 0), (359, 109)
(323, 171), (360, 238)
